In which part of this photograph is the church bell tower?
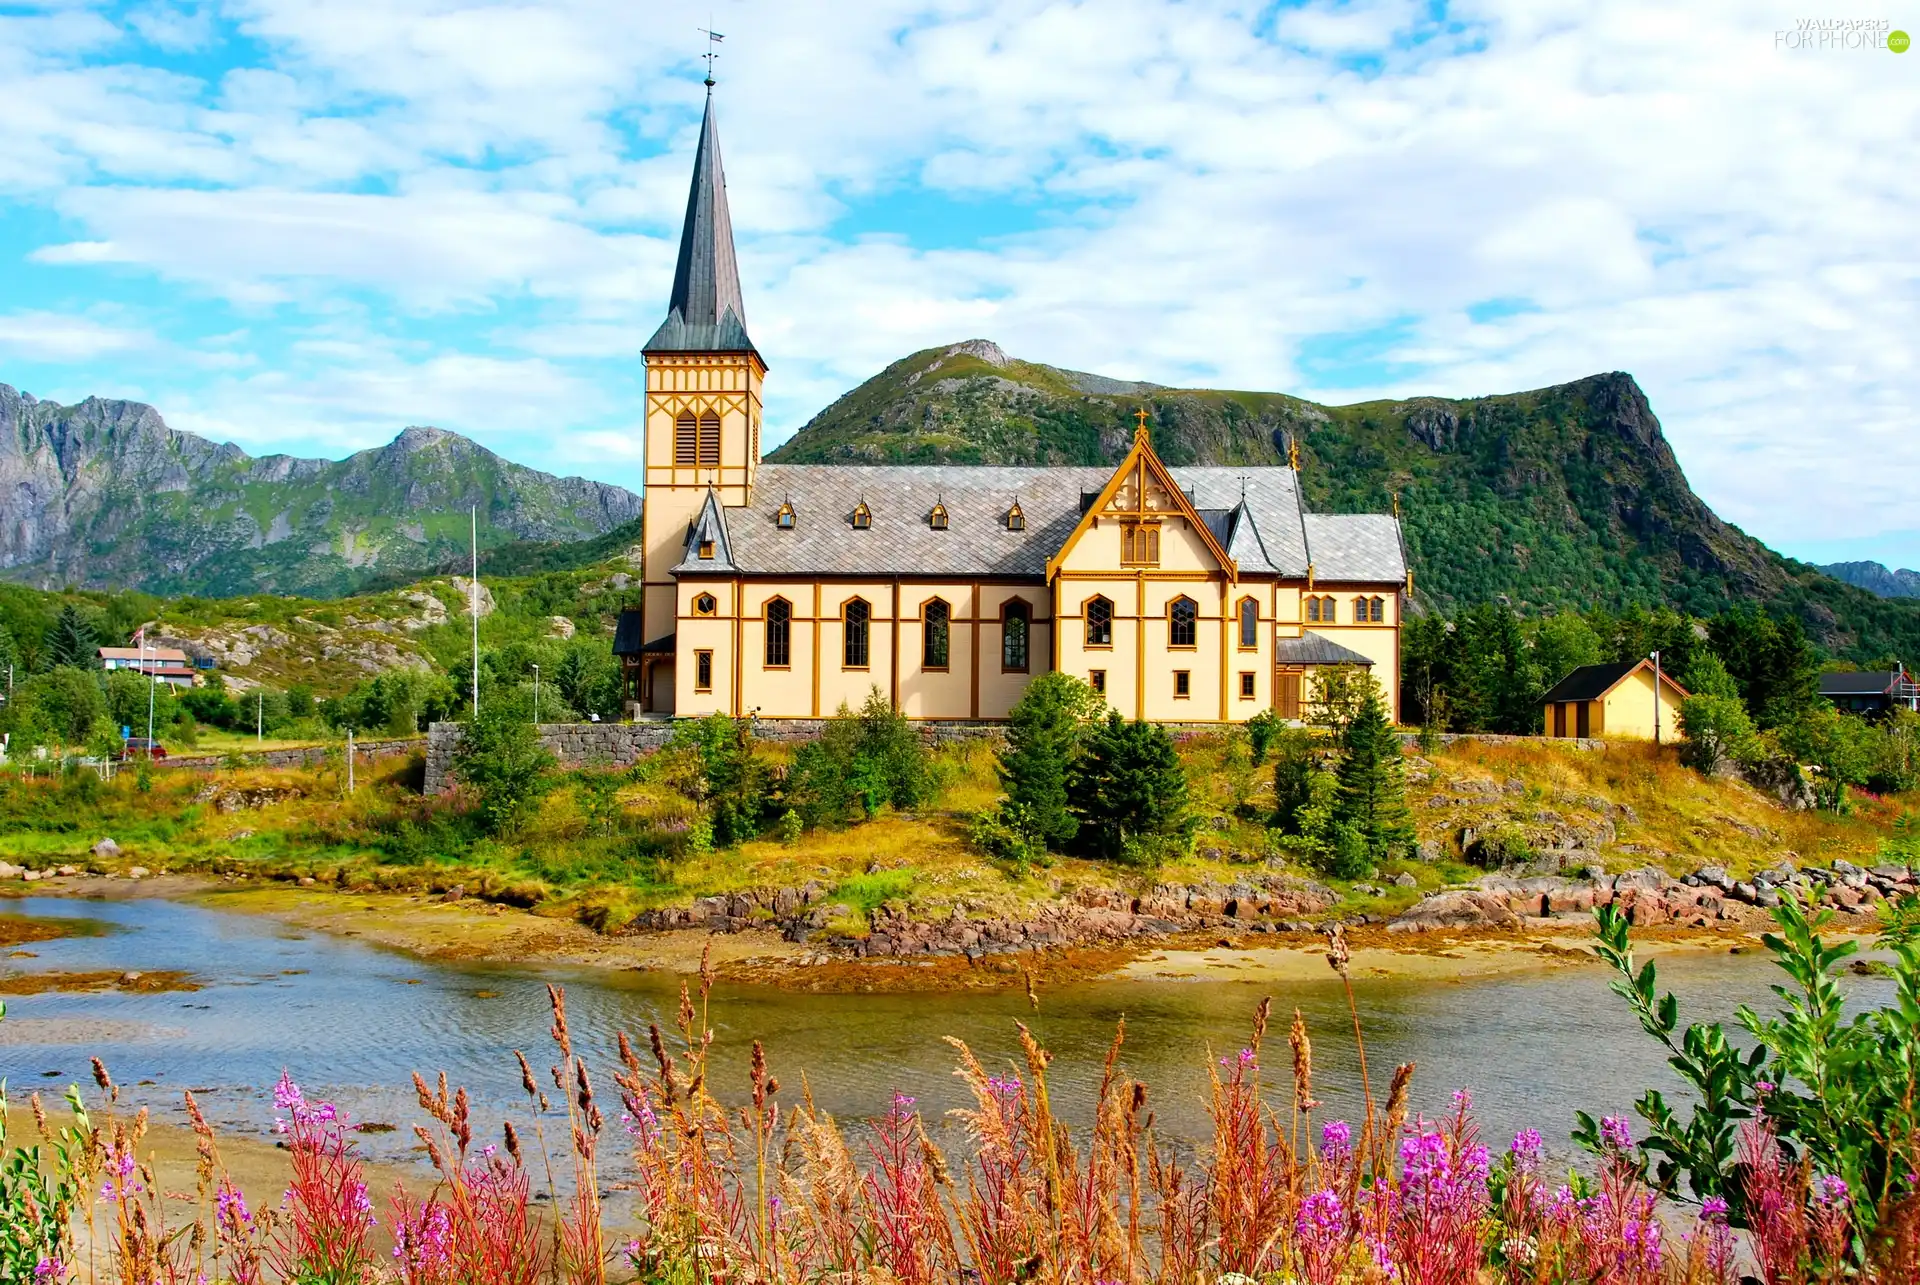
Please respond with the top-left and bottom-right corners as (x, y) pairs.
(638, 83), (764, 698)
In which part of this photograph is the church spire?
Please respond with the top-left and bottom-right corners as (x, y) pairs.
(644, 86), (755, 356)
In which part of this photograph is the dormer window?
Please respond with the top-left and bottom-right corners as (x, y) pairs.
(851, 501), (872, 530)
(697, 540), (715, 560)
(1006, 501), (1025, 532)
(776, 500), (796, 530)
(929, 501), (949, 531)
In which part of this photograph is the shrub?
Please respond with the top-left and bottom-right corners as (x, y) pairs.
(670, 715), (771, 846)
(1244, 708), (1282, 767)
(997, 672), (1099, 849)
(1068, 713), (1195, 866)
(451, 700), (556, 836)
(1271, 726), (1322, 833)
(1589, 894), (1919, 1256)
(1677, 693), (1759, 776)
(1778, 706), (1878, 813)
(967, 801), (1048, 871)
(784, 689), (931, 827)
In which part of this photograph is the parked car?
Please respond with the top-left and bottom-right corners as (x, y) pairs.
(123, 738), (167, 760)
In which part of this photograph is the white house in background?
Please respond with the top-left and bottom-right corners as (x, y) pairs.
(98, 646), (197, 688)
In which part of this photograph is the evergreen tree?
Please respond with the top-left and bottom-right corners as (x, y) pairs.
(44, 604), (98, 669)
(1271, 726), (1321, 833)
(1329, 681), (1414, 869)
(1068, 713), (1194, 865)
(997, 671), (1098, 848)
(0, 622), (17, 677)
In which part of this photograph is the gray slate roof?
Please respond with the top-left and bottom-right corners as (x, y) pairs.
(1819, 671), (1902, 697)
(672, 488), (739, 573)
(645, 90), (756, 357)
(1274, 632), (1376, 665)
(683, 463), (1404, 583)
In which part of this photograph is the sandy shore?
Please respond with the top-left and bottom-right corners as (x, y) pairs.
(2, 871), (1811, 993)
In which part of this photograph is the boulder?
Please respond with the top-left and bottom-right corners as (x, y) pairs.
(1387, 891), (1522, 934)
(127, 866), (150, 879)
(0, 862), (22, 880)
(92, 838), (121, 858)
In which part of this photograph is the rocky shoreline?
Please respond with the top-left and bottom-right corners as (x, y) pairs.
(623, 858), (1915, 961)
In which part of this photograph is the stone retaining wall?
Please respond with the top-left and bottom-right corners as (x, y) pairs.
(156, 737), (424, 774)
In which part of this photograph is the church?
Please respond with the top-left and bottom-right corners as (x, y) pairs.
(618, 88), (1410, 725)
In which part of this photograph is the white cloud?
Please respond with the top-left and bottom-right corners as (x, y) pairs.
(0, 311), (154, 361)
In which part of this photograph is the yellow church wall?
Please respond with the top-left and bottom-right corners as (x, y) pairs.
(669, 579), (1057, 720)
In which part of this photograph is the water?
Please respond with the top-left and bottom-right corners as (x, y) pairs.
(0, 895), (1892, 1170)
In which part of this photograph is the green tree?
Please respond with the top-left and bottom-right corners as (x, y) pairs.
(1529, 611), (1604, 695)
(1327, 679), (1414, 871)
(43, 605), (98, 670)
(997, 671), (1099, 849)
(552, 639), (623, 720)
(1678, 650), (1742, 700)
(1709, 609), (1819, 727)
(1306, 664), (1373, 735)
(451, 698), (556, 834)
(1676, 693), (1758, 776)
(1779, 706), (1878, 813)
(1068, 713), (1194, 865)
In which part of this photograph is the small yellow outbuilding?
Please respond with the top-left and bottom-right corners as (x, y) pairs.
(1541, 659), (1690, 741)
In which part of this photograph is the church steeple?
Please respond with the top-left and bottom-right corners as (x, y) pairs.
(644, 88), (755, 356)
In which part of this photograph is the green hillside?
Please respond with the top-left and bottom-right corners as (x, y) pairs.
(770, 340), (1920, 662)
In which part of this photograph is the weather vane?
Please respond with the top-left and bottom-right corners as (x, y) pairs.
(699, 26), (725, 86)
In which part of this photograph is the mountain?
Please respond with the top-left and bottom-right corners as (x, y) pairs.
(0, 383), (642, 598)
(1819, 561), (1920, 599)
(770, 339), (1920, 661)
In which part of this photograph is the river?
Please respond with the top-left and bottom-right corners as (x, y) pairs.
(0, 894), (1892, 1171)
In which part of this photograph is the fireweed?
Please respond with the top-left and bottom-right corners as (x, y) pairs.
(6, 918), (1919, 1283)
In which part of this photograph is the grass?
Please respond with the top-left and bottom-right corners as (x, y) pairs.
(0, 731), (1909, 938)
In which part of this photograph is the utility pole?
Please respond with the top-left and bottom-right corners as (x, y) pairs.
(1651, 650), (1662, 745)
(347, 728), (355, 793)
(257, 690), (263, 746)
(531, 663), (540, 726)
(144, 630), (156, 752)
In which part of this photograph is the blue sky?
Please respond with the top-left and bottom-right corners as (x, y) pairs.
(2, 1), (1916, 567)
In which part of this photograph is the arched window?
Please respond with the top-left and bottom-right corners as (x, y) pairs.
(1121, 522), (1160, 566)
(1305, 596), (1319, 623)
(1085, 595), (1113, 647)
(922, 598), (950, 669)
(1369, 596), (1386, 623)
(1002, 600), (1030, 672)
(764, 598), (791, 668)
(843, 598), (870, 668)
(1169, 596), (1197, 648)
(776, 500), (796, 530)
(1306, 595), (1335, 624)
(929, 502), (949, 531)
(851, 501), (872, 530)
(1322, 596), (1338, 623)
(697, 411), (720, 465)
(1006, 501), (1025, 532)
(1238, 597), (1259, 649)
(693, 593), (716, 616)
(674, 411), (698, 465)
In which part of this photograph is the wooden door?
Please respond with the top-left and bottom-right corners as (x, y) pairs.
(1553, 703), (1566, 737)
(1275, 670), (1302, 720)
(1575, 702), (1589, 738)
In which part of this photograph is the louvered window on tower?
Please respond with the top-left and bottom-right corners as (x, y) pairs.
(675, 411), (699, 465)
(697, 411), (720, 465)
